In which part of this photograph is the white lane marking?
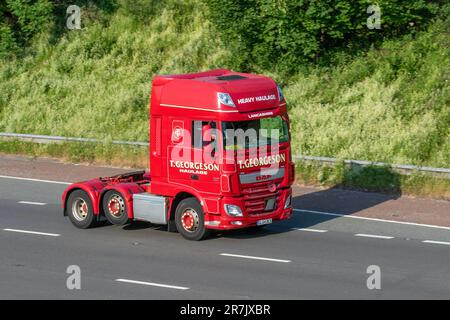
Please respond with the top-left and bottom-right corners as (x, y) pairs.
(354, 233), (394, 240)
(422, 240), (450, 246)
(220, 253), (291, 263)
(18, 201), (47, 206)
(294, 209), (450, 231)
(0, 175), (71, 185)
(292, 228), (328, 233)
(115, 279), (189, 290)
(3, 228), (60, 237)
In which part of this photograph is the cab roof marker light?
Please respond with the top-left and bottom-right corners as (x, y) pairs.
(218, 92), (236, 108)
(277, 85), (285, 102)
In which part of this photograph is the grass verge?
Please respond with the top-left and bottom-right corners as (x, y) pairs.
(0, 140), (148, 169)
(296, 161), (450, 200)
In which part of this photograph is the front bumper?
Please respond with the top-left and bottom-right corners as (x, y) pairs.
(204, 188), (293, 230)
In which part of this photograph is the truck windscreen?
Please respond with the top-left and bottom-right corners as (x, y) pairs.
(222, 116), (289, 150)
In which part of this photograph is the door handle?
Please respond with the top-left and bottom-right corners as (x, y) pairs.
(190, 174), (199, 180)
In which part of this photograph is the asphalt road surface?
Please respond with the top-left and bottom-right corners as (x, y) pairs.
(0, 158), (449, 299)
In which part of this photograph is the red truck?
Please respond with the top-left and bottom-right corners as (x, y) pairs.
(62, 69), (295, 240)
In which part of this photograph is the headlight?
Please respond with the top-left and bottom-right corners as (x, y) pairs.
(284, 194), (292, 209)
(217, 92), (236, 108)
(224, 204), (243, 217)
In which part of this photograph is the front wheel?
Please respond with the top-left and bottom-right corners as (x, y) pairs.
(175, 198), (210, 241)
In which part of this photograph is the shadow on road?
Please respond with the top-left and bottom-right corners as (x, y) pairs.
(220, 164), (403, 239)
(114, 185), (401, 240)
(216, 185), (400, 239)
(118, 166), (403, 240)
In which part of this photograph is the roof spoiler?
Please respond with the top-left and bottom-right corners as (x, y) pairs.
(153, 69), (232, 85)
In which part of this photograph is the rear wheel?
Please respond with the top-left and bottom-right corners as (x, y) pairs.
(67, 190), (97, 229)
(102, 190), (129, 225)
(175, 198), (210, 241)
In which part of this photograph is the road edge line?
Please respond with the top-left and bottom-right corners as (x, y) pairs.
(0, 175), (71, 185)
(294, 209), (450, 231)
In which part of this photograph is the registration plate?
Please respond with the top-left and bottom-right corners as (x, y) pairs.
(256, 218), (272, 226)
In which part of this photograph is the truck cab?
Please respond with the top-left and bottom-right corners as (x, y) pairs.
(62, 69), (295, 240)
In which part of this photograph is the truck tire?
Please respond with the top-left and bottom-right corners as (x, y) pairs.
(67, 190), (98, 229)
(102, 190), (129, 225)
(175, 198), (210, 241)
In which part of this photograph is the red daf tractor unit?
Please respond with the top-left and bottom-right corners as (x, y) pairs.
(62, 69), (295, 240)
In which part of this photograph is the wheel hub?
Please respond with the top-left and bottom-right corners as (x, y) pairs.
(72, 198), (88, 221)
(181, 209), (199, 232)
(108, 195), (124, 217)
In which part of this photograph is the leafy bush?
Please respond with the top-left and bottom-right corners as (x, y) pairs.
(0, 23), (18, 58)
(117, 0), (163, 23)
(286, 17), (449, 167)
(204, 0), (442, 75)
(0, 0), (53, 56)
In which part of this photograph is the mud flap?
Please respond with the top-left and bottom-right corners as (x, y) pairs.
(167, 220), (177, 232)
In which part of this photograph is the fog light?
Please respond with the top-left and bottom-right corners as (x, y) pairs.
(231, 221), (243, 226)
(224, 204), (243, 217)
(205, 221), (220, 226)
(284, 194), (292, 209)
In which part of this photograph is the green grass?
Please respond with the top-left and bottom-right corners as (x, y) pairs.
(295, 160), (450, 200)
(0, 1), (449, 198)
(0, 140), (148, 168)
(0, 0), (229, 141)
(286, 19), (450, 168)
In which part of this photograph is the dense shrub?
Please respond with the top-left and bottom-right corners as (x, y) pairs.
(0, 0), (53, 56)
(117, 0), (163, 23)
(286, 18), (449, 167)
(204, 0), (443, 75)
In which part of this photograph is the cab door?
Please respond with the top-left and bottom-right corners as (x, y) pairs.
(190, 120), (221, 196)
(167, 119), (221, 196)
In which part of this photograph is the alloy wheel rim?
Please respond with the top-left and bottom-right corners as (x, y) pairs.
(108, 195), (125, 217)
(72, 198), (88, 221)
(181, 209), (199, 233)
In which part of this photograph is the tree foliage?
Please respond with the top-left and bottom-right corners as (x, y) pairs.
(0, 0), (53, 57)
(204, 0), (443, 74)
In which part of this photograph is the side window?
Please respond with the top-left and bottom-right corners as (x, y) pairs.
(192, 120), (217, 149)
(192, 120), (203, 149)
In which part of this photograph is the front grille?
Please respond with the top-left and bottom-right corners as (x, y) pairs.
(242, 183), (281, 216)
